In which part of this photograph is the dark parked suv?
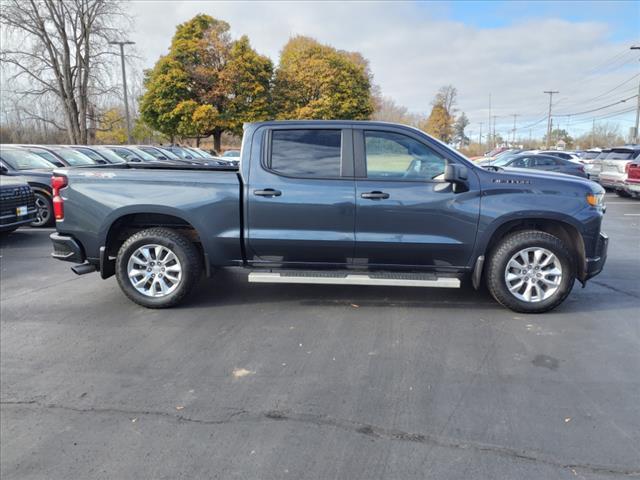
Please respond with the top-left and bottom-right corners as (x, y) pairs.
(0, 176), (37, 233)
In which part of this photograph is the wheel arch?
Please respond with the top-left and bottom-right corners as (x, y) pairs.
(478, 215), (586, 284)
(101, 210), (207, 279)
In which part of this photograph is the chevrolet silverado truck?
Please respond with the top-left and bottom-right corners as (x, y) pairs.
(49, 121), (608, 313)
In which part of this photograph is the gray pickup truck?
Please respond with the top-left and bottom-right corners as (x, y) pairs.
(50, 121), (608, 313)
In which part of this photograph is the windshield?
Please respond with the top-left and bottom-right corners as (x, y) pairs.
(30, 149), (64, 167)
(581, 151), (601, 160)
(493, 154), (519, 166)
(153, 146), (181, 160)
(606, 150), (636, 160)
(191, 147), (214, 158)
(183, 147), (206, 159)
(54, 148), (96, 166)
(0, 149), (56, 170)
(222, 150), (240, 157)
(91, 147), (126, 163)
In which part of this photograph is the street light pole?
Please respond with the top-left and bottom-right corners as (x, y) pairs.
(109, 40), (135, 144)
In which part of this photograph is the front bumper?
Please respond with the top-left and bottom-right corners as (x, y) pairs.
(50, 232), (85, 263)
(584, 232), (608, 281)
(0, 210), (37, 231)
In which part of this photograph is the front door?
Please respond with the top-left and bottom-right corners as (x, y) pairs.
(246, 127), (356, 266)
(353, 128), (480, 269)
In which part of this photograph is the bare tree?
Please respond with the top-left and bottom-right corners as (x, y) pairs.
(433, 85), (458, 116)
(0, 0), (127, 144)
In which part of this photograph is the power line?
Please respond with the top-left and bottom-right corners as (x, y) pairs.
(553, 94), (638, 117)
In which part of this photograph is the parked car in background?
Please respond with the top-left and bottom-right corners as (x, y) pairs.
(536, 150), (581, 162)
(137, 145), (182, 162)
(622, 160), (640, 198)
(483, 153), (587, 177)
(103, 146), (165, 163)
(0, 176), (37, 234)
(598, 146), (640, 196)
(22, 145), (97, 167)
(584, 149), (610, 181)
(70, 145), (126, 164)
(221, 149), (241, 159)
(0, 145), (57, 227)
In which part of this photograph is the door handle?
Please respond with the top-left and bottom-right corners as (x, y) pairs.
(361, 191), (390, 200)
(254, 188), (282, 197)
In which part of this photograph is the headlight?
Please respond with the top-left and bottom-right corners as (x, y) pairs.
(586, 192), (604, 207)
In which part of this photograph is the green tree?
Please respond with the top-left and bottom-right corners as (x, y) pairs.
(273, 36), (374, 120)
(421, 85), (459, 143)
(96, 108), (127, 144)
(422, 104), (453, 142)
(544, 128), (574, 149)
(139, 14), (272, 151)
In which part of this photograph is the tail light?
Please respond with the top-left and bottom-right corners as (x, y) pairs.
(625, 163), (631, 173)
(51, 175), (67, 220)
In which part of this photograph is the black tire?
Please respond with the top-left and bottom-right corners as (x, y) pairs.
(615, 190), (631, 198)
(486, 230), (575, 313)
(30, 192), (53, 227)
(115, 228), (202, 308)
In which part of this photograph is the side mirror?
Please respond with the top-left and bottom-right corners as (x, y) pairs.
(0, 164), (8, 175)
(444, 164), (468, 182)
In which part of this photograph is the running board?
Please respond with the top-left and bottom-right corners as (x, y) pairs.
(248, 271), (461, 288)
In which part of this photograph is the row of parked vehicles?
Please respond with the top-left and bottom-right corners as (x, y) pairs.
(478, 145), (640, 198)
(0, 143), (241, 231)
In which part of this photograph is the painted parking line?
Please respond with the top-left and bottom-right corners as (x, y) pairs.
(623, 213), (640, 216)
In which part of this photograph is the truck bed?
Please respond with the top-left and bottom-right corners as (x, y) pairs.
(54, 164), (243, 266)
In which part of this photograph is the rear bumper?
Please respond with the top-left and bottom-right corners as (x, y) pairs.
(623, 181), (640, 194)
(599, 173), (626, 189)
(584, 232), (608, 281)
(50, 232), (85, 263)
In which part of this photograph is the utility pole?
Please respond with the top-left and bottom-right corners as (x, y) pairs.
(511, 114), (519, 145)
(592, 118), (596, 148)
(109, 40), (135, 144)
(544, 90), (559, 149)
(488, 93), (492, 149)
(492, 115), (498, 146)
(478, 122), (483, 146)
(631, 46), (640, 144)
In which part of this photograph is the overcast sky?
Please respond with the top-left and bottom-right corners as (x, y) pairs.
(127, 0), (639, 138)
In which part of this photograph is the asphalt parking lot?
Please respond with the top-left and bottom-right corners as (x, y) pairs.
(1, 193), (639, 480)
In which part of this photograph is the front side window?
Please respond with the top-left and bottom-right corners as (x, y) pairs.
(270, 129), (341, 178)
(55, 148), (95, 166)
(365, 130), (446, 181)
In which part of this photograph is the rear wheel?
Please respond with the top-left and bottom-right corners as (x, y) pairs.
(486, 230), (575, 313)
(115, 228), (202, 308)
(30, 192), (53, 227)
(616, 190), (631, 198)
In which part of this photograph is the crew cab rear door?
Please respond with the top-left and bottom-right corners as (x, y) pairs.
(352, 126), (481, 268)
(246, 126), (356, 266)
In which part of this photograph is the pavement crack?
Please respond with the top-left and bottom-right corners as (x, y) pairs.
(590, 280), (640, 299)
(2, 399), (639, 477)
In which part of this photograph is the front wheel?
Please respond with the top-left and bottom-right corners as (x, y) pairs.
(115, 228), (202, 308)
(30, 192), (53, 227)
(486, 231), (575, 313)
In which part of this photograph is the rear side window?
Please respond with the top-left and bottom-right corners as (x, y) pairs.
(270, 129), (341, 178)
(532, 156), (558, 166)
